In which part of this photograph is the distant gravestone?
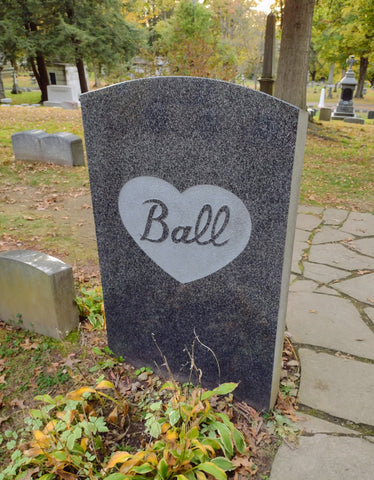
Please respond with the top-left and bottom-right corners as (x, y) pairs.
(319, 107), (332, 121)
(81, 77), (308, 410)
(368, 111), (374, 119)
(0, 250), (78, 339)
(40, 132), (85, 166)
(44, 85), (79, 109)
(12, 130), (85, 166)
(12, 130), (48, 162)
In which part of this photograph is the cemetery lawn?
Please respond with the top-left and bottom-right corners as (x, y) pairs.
(301, 121), (374, 212)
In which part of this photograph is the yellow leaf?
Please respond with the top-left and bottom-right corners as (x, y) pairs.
(165, 429), (178, 441)
(81, 437), (88, 452)
(67, 387), (96, 400)
(33, 430), (51, 449)
(107, 451), (132, 469)
(119, 454), (145, 474)
(192, 439), (209, 456)
(161, 422), (171, 433)
(145, 452), (158, 465)
(96, 380), (115, 390)
(43, 419), (57, 434)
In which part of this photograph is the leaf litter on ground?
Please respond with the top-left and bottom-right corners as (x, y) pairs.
(0, 320), (301, 479)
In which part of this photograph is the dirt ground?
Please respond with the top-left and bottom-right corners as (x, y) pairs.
(0, 167), (100, 283)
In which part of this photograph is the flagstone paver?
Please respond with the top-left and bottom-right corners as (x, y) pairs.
(311, 226), (352, 244)
(340, 211), (374, 236)
(308, 243), (374, 270)
(296, 213), (322, 231)
(302, 262), (351, 283)
(350, 238), (374, 257)
(286, 293), (374, 359)
(334, 273), (374, 305)
(297, 349), (374, 426)
(322, 208), (349, 225)
(270, 435), (374, 480)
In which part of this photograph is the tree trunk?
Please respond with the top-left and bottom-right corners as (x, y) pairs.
(355, 56), (368, 98)
(29, 56), (49, 103)
(36, 53), (50, 102)
(274, 0), (315, 109)
(27, 23), (50, 102)
(76, 58), (88, 93)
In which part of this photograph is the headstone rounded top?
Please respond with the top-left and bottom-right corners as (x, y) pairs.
(0, 249), (71, 275)
(81, 76), (299, 110)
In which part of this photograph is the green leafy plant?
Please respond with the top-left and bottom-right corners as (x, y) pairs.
(0, 378), (128, 480)
(0, 378), (249, 480)
(75, 286), (105, 329)
(264, 412), (300, 443)
(106, 381), (247, 480)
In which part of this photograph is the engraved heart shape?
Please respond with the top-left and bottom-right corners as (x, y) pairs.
(118, 177), (252, 283)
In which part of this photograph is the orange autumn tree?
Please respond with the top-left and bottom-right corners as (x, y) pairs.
(154, 0), (237, 80)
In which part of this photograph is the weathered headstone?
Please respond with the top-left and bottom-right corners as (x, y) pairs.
(319, 107), (332, 121)
(11, 130), (48, 162)
(44, 85), (79, 109)
(12, 130), (85, 166)
(0, 250), (78, 339)
(368, 111), (374, 120)
(81, 77), (308, 410)
(39, 132), (85, 166)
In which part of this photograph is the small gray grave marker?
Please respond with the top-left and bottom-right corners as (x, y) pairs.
(40, 132), (85, 166)
(12, 130), (85, 166)
(81, 77), (307, 409)
(0, 250), (78, 339)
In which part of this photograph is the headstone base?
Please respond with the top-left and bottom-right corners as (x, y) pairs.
(259, 77), (275, 96)
(332, 113), (355, 120)
(343, 117), (365, 124)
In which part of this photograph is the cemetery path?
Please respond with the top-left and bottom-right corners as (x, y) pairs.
(271, 206), (374, 480)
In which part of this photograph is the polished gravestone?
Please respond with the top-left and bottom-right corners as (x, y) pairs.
(81, 77), (307, 410)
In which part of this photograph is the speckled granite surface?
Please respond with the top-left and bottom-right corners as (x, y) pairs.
(81, 77), (307, 409)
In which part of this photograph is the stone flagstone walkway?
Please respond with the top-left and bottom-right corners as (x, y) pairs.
(270, 206), (374, 480)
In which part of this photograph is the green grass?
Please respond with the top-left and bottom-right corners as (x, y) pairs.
(6, 91), (42, 105)
(302, 122), (374, 212)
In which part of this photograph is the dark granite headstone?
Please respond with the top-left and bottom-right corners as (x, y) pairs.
(81, 77), (308, 410)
